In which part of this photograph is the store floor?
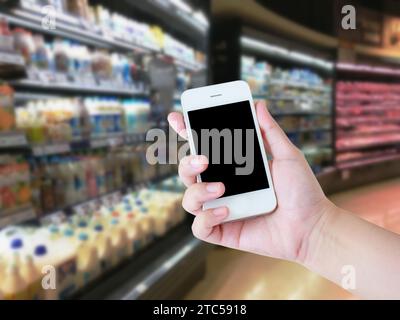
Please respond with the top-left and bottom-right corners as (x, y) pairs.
(185, 178), (400, 300)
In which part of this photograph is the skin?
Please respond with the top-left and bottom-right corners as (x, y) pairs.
(168, 101), (400, 300)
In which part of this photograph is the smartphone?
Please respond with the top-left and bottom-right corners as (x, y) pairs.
(181, 80), (277, 222)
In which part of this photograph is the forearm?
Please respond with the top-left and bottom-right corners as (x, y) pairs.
(302, 204), (400, 299)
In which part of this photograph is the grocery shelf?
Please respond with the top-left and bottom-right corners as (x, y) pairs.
(272, 111), (331, 117)
(336, 118), (400, 126)
(269, 79), (331, 92)
(11, 79), (148, 97)
(337, 129), (400, 138)
(75, 220), (209, 300)
(0, 131), (148, 156)
(0, 8), (205, 73)
(32, 133), (146, 156)
(240, 36), (334, 71)
(40, 172), (176, 222)
(337, 140), (400, 153)
(0, 51), (26, 79)
(0, 51), (25, 67)
(285, 127), (331, 134)
(302, 144), (332, 152)
(0, 131), (28, 148)
(1, 9), (155, 53)
(14, 92), (61, 101)
(267, 96), (330, 103)
(337, 153), (400, 170)
(0, 206), (36, 229)
(336, 96), (400, 102)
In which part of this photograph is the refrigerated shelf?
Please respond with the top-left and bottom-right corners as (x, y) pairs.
(337, 140), (400, 153)
(269, 79), (331, 92)
(11, 79), (148, 97)
(0, 7), (205, 72)
(0, 206), (36, 229)
(337, 153), (400, 170)
(75, 220), (208, 300)
(272, 111), (331, 117)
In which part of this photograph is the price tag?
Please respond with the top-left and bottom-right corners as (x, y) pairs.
(100, 27), (115, 42)
(41, 210), (66, 225)
(0, 132), (27, 148)
(40, 144), (70, 156)
(108, 136), (123, 147)
(112, 192), (122, 204)
(101, 194), (113, 208)
(74, 202), (91, 215)
(90, 138), (108, 149)
(32, 146), (44, 156)
(0, 52), (24, 66)
(55, 73), (68, 84)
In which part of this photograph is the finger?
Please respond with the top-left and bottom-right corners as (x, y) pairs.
(182, 182), (225, 213)
(179, 155), (209, 187)
(255, 101), (298, 160)
(192, 207), (229, 241)
(168, 112), (187, 139)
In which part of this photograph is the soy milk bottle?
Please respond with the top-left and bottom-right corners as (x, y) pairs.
(20, 255), (42, 299)
(1, 264), (28, 300)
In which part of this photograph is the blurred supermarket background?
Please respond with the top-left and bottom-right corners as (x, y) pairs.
(0, 0), (399, 300)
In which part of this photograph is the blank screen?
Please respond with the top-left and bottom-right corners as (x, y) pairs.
(188, 100), (269, 197)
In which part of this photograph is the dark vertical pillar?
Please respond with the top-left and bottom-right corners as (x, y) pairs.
(209, 17), (242, 84)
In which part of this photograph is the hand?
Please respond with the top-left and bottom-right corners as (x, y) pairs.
(167, 101), (334, 263)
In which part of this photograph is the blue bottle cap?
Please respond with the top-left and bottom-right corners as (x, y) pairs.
(94, 224), (103, 232)
(64, 229), (74, 237)
(140, 207), (148, 214)
(10, 238), (23, 250)
(35, 245), (47, 256)
(78, 220), (87, 228)
(110, 218), (119, 225)
(78, 233), (88, 241)
(49, 225), (59, 233)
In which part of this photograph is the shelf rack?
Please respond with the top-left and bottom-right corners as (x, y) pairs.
(0, 5), (205, 73)
(75, 220), (209, 300)
(12, 79), (149, 97)
(335, 74), (400, 169)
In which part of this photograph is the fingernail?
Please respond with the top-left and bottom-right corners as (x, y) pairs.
(213, 207), (227, 217)
(206, 183), (221, 193)
(190, 158), (202, 168)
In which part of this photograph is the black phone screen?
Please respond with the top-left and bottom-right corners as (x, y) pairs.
(187, 100), (269, 197)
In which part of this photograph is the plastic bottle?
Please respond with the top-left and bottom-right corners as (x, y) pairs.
(61, 158), (76, 205)
(123, 213), (144, 255)
(20, 255), (42, 300)
(76, 232), (100, 288)
(108, 218), (129, 265)
(85, 156), (98, 198)
(1, 264), (28, 300)
(92, 224), (113, 272)
(39, 158), (56, 213)
(94, 155), (106, 195)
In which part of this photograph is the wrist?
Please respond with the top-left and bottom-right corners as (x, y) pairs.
(295, 200), (338, 267)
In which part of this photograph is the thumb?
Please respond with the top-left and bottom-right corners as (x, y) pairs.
(255, 101), (298, 160)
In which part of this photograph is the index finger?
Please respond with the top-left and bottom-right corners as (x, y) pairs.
(167, 112), (188, 139)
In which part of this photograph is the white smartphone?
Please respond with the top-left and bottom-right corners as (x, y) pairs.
(181, 80), (277, 222)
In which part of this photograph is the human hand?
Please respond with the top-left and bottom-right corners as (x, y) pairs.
(167, 101), (334, 263)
